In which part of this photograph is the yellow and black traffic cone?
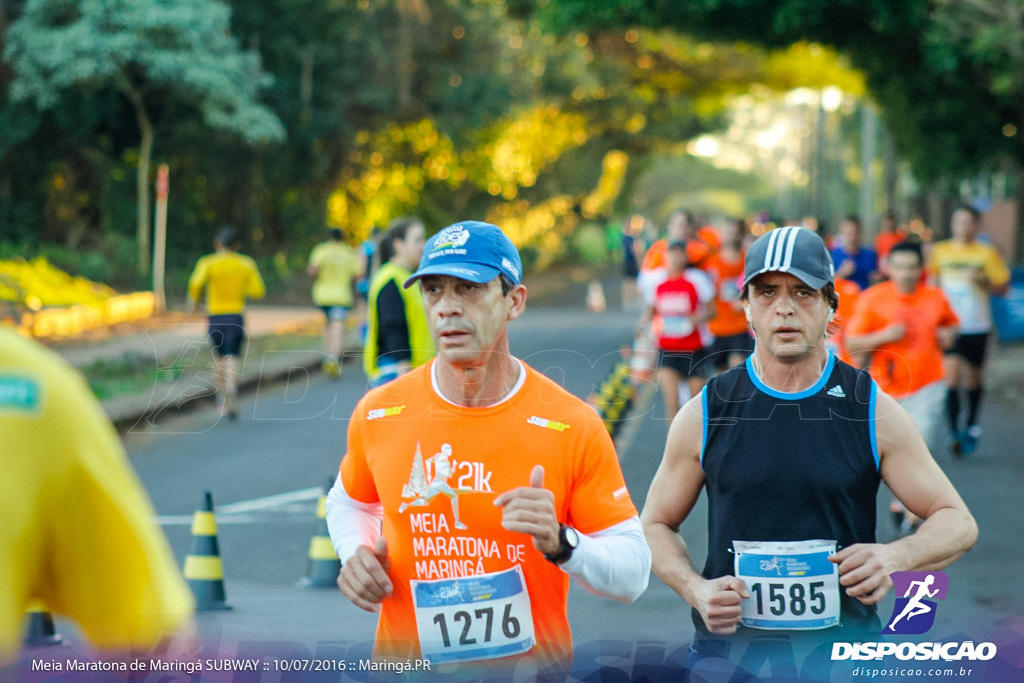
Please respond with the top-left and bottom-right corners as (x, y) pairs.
(24, 604), (62, 648)
(298, 478), (341, 588)
(183, 491), (232, 611)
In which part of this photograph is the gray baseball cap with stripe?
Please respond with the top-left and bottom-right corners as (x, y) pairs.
(743, 226), (835, 290)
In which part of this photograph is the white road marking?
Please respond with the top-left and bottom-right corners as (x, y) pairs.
(156, 486), (323, 526)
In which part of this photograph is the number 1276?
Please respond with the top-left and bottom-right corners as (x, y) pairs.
(432, 603), (521, 648)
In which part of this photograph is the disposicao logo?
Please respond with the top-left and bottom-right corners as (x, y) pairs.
(883, 570), (948, 635)
(831, 570), (998, 663)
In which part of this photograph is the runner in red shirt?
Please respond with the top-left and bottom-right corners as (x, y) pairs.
(639, 240), (710, 420)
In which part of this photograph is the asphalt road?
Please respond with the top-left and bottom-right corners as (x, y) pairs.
(26, 297), (1024, 681)
(122, 306), (640, 655)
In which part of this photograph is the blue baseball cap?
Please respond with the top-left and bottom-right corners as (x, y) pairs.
(403, 221), (523, 289)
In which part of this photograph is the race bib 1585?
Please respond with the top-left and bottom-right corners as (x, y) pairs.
(734, 539), (840, 630)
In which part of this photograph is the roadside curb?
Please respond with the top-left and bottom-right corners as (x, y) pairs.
(98, 325), (360, 432)
(107, 346), (329, 431)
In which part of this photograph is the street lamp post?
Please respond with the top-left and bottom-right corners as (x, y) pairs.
(153, 164), (169, 313)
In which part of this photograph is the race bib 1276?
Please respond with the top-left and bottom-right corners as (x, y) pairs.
(411, 566), (535, 663)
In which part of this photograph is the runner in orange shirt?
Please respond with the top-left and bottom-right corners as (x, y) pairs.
(326, 221), (650, 674)
(874, 210), (905, 278)
(706, 218), (751, 372)
(829, 276), (863, 367)
(846, 241), (960, 532)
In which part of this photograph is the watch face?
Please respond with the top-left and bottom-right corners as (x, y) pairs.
(564, 527), (580, 549)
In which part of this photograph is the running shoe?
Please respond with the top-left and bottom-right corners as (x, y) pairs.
(961, 425), (981, 456)
(323, 358), (342, 379)
(950, 431), (964, 458)
(223, 392), (239, 421)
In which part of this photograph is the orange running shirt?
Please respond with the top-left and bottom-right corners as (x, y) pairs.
(831, 277), (862, 364)
(846, 281), (959, 398)
(874, 232), (904, 262)
(640, 237), (713, 273)
(340, 361), (637, 665)
(705, 250), (747, 338)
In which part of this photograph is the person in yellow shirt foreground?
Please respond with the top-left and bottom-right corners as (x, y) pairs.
(0, 328), (194, 663)
(187, 226), (266, 420)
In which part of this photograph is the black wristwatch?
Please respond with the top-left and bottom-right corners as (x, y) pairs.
(544, 524), (580, 565)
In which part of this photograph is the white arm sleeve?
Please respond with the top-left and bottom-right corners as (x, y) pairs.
(325, 474), (383, 563)
(559, 516), (651, 603)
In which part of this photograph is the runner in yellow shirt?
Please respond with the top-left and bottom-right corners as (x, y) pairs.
(308, 228), (365, 378)
(928, 206), (1010, 455)
(187, 226), (266, 420)
(0, 328), (193, 661)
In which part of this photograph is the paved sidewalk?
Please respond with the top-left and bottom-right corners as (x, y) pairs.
(52, 306), (340, 429)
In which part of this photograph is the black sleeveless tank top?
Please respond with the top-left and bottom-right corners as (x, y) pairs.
(696, 354), (882, 642)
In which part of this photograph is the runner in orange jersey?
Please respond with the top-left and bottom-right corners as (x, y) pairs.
(705, 218), (752, 372)
(829, 276), (863, 367)
(846, 240), (960, 531)
(326, 221), (650, 674)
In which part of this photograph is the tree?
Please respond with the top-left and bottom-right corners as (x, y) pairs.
(4, 0), (285, 274)
(530, 0), (1021, 185)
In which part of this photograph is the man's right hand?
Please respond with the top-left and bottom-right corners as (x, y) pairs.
(694, 576), (749, 634)
(337, 537), (393, 612)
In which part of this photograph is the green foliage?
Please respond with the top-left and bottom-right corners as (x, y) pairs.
(631, 155), (773, 221)
(1, 0), (885, 288)
(4, 0), (284, 142)
(0, 232), (142, 290)
(571, 223), (611, 265)
(531, 0), (1024, 182)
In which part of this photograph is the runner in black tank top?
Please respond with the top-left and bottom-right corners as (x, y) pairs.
(698, 354), (880, 647)
(641, 227), (977, 670)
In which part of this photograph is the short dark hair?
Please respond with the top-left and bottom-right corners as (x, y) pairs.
(888, 240), (923, 265)
(954, 204), (980, 221)
(499, 274), (515, 296)
(378, 217), (423, 264)
(328, 228), (344, 241)
(668, 208), (694, 224)
(216, 226), (239, 249)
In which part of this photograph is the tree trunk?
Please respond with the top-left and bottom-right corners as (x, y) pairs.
(395, 0), (429, 113)
(396, 3), (414, 112)
(128, 87), (153, 276)
(1013, 165), (1024, 263)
